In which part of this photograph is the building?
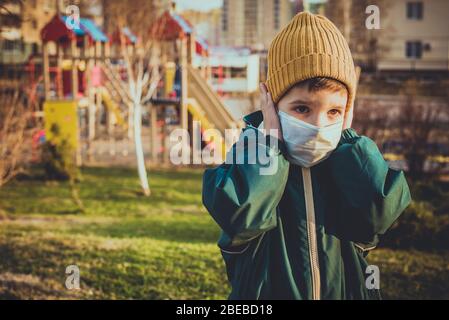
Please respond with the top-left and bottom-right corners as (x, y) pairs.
(203, 46), (260, 120)
(180, 8), (222, 46)
(1, 0), (55, 67)
(0, 0), (95, 71)
(376, 0), (449, 72)
(220, 0), (301, 50)
(326, 0), (449, 73)
(206, 46), (260, 94)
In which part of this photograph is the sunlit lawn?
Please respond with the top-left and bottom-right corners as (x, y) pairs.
(0, 167), (447, 299)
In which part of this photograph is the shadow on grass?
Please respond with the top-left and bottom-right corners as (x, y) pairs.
(0, 229), (229, 299)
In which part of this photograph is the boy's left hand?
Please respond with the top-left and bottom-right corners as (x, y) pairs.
(343, 66), (361, 129)
(343, 102), (354, 129)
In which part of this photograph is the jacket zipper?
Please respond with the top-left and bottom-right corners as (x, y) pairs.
(301, 167), (321, 300)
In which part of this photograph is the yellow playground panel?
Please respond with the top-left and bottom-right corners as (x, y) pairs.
(44, 100), (79, 150)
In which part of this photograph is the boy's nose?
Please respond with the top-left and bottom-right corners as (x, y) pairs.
(309, 113), (329, 127)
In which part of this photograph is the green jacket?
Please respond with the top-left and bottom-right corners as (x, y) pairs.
(202, 110), (411, 300)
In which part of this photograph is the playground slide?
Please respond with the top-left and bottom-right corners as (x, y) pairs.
(186, 98), (213, 131)
(187, 97), (228, 158)
(100, 87), (126, 127)
(186, 64), (243, 136)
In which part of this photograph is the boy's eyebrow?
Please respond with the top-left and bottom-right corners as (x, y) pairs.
(287, 98), (310, 104)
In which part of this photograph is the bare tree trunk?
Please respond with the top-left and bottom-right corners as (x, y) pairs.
(106, 2), (164, 196)
(133, 101), (150, 196)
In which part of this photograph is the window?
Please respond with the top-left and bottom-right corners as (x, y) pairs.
(230, 67), (247, 78)
(3, 40), (16, 51)
(407, 2), (423, 20)
(406, 41), (422, 58)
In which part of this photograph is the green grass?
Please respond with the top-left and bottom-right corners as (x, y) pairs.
(0, 167), (448, 299)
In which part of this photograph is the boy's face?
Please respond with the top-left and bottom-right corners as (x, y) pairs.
(277, 84), (348, 127)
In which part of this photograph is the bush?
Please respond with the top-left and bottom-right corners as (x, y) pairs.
(381, 201), (449, 251)
(379, 178), (449, 251)
(409, 180), (448, 213)
(40, 124), (78, 181)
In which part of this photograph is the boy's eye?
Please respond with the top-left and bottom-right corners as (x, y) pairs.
(328, 109), (342, 116)
(294, 105), (309, 114)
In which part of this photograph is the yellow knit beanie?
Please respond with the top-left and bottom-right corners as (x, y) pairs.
(266, 11), (357, 110)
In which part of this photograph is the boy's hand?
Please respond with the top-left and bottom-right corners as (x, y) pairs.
(343, 66), (360, 129)
(343, 101), (354, 129)
(259, 83), (283, 141)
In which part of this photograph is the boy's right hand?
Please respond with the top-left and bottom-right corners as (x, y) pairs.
(259, 83), (283, 142)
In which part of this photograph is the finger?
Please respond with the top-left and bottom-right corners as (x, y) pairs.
(259, 82), (267, 95)
(343, 104), (354, 129)
(260, 84), (268, 103)
(266, 91), (278, 113)
(266, 91), (274, 107)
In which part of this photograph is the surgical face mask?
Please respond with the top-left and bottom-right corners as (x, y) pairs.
(278, 110), (343, 168)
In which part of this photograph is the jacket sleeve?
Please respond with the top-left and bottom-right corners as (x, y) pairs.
(328, 128), (412, 246)
(202, 126), (290, 248)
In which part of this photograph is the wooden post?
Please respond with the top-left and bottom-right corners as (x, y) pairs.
(83, 36), (89, 59)
(86, 57), (95, 162)
(96, 41), (102, 62)
(43, 42), (50, 100)
(187, 33), (195, 65)
(105, 42), (110, 59)
(71, 38), (79, 99)
(150, 103), (158, 163)
(70, 37), (81, 166)
(57, 42), (64, 98)
(96, 89), (102, 133)
(180, 37), (188, 133)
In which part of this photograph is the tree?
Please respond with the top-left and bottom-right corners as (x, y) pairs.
(397, 79), (448, 180)
(354, 78), (449, 181)
(0, 89), (36, 187)
(325, 0), (391, 72)
(102, 0), (166, 196)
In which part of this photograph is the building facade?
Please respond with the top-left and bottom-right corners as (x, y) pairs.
(326, 0), (449, 73)
(220, 0), (301, 50)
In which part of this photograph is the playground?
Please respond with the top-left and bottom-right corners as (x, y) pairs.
(27, 10), (241, 171)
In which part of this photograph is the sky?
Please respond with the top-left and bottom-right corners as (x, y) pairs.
(174, 0), (223, 12)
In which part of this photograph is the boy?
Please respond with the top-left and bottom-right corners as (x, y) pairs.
(202, 12), (411, 300)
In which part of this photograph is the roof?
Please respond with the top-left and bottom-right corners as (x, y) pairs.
(171, 13), (193, 34)
(122, 27), (137, 44)
(149, 11), (186, 41)
(109, 27), (138, 45)
(149, 10), (209, 55)
(78, 18), (108, 42)
(41, 14), (108, 43)
(195, 36), (209, 55)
